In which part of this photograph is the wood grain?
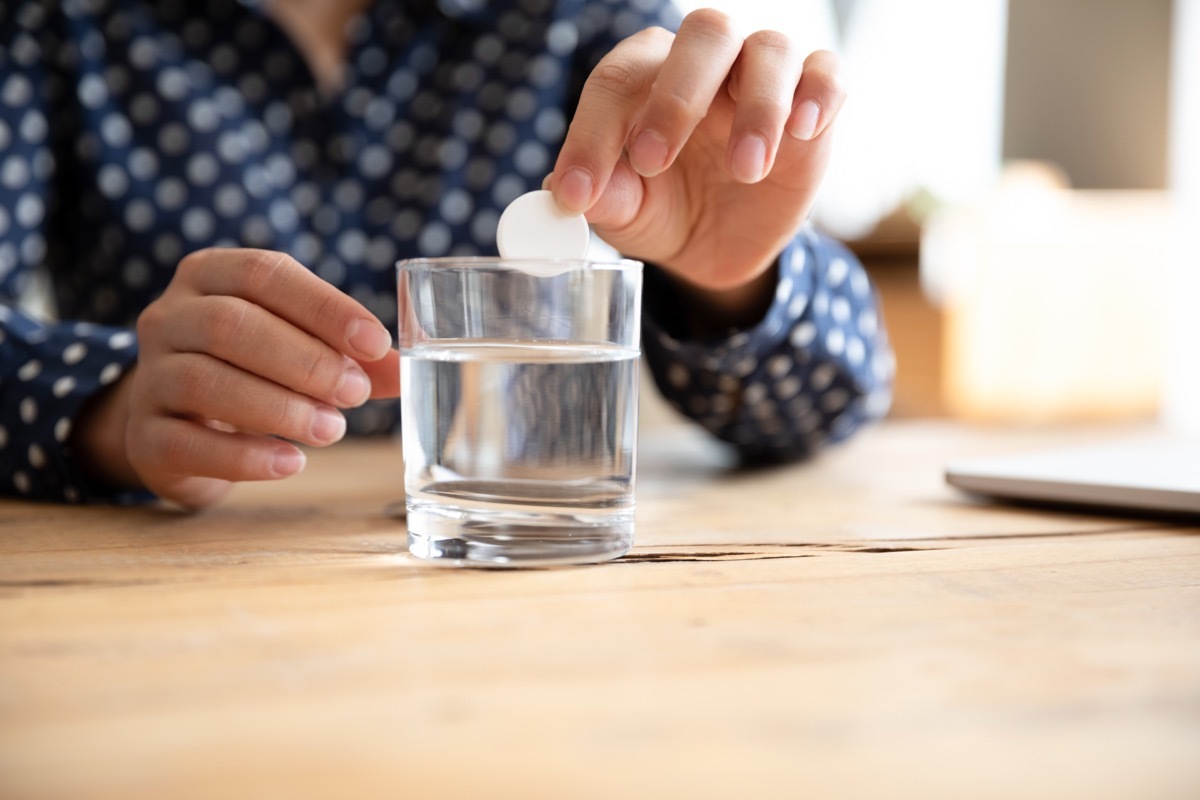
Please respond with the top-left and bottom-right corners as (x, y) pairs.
(1, 421), (1197, 800)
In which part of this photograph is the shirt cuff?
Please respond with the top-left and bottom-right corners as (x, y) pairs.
(640, 230), (895, 460)
(2, 310), (143, 503)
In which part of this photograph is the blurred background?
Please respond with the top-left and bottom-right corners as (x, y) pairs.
(674, 0), (1198, 434)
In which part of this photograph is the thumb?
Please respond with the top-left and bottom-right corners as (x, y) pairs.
(359, 348), (401, 399)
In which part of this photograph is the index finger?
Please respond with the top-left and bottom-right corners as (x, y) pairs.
(549, 26), (673, 214)
(175, 248), (393, 362)
(624, 9), (744, 178)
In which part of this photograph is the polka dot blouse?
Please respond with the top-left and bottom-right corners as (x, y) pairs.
(0, 0), (894, 503)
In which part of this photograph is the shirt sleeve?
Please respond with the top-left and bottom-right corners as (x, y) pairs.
(1, 5), (140, 503)
(570, 0), (683, 85)
(641, 229), (895, 461)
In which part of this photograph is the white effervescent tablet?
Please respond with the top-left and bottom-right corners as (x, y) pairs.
(496, 189), (590, 261)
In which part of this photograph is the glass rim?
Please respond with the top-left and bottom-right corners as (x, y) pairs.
(395, 256), (643, 273)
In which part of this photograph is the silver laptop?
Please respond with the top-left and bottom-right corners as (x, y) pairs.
(945, 436), (1200, 516)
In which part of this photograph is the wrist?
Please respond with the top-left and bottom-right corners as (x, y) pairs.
(69, 370), (143, 492)
(662, 260), (779, 338)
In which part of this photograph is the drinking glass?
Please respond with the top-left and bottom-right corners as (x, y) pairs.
(396, 258), (643, 566)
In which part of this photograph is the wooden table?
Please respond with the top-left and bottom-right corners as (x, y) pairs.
(2, 421), (1197, 800)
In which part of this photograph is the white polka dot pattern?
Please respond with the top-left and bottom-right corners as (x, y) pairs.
(2, 0), (890, 503)
(642, 230), (894, 461)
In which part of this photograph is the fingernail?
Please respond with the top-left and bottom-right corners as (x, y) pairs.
(731, 135), (768, 183)
(334, 365), (371, 407)
(557, 167), (594, 213)
(311, 406), (346, 444)
(630, 129), (669, 176)
(347, 319), (391, 360)
(790, 99), (821, 141)
(271, 446), (306, 477)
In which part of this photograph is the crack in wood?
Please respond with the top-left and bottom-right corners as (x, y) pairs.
(616, 544), (939, 564)
(0, 578), (155, 590)
(616, 553), (816, 564)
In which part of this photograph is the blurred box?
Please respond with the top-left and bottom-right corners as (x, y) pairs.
(921, 163), (1179, 423)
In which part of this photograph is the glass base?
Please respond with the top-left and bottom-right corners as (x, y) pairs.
(405, 502), (633, 567)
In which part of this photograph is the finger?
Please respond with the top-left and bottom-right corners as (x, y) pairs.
(549, 26), (674, 213)
(154, 474), (236, 510)
(787, 49), (847, 141)
(726, 30), (806, 184)
(164, 295), (373, 409)
(174, 248), (393, 362)
(132, 416), (307, 486)
(579, 154), (647, 234)
(361, 348), (401, 399)
(626, 8), (744, 178)
(153, 352), (347, 447)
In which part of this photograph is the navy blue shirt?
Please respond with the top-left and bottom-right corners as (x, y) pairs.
(0, 0), (894, 503)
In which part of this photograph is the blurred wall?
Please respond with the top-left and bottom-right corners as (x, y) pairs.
(1003, 0), (1173, 189)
